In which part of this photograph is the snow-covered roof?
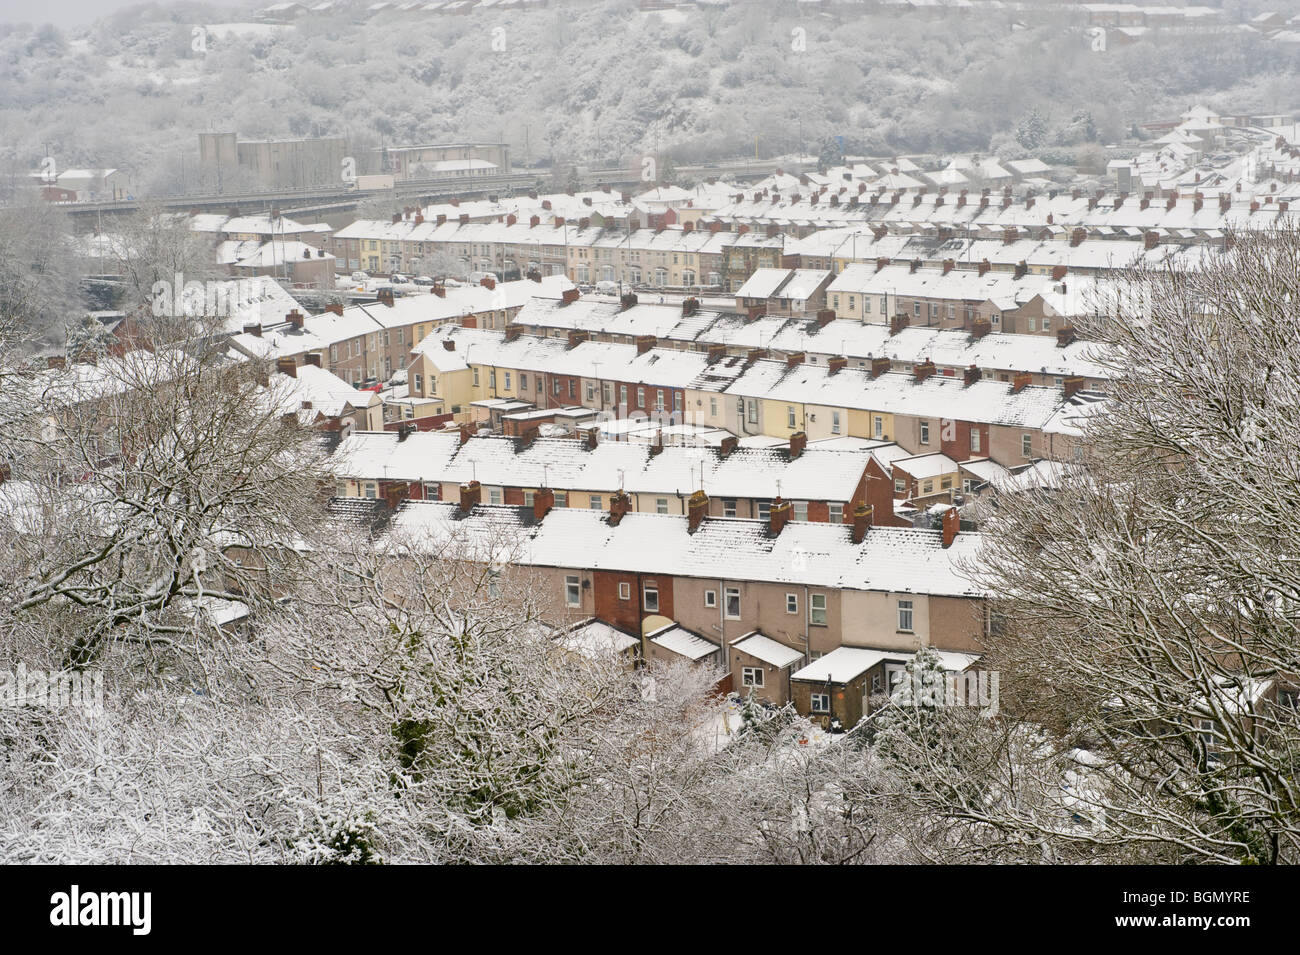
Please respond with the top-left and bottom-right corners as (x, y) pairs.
(647, 623), (719, 661)
(731, 631), (804, 668)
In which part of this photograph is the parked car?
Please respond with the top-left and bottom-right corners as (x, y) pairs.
(412, 276), (435, 287)
(595, 280), (619, 295)
(350, 271), (369, 284)
(390, 273), (410, 285)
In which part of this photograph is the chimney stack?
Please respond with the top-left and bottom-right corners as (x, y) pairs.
(913, 360), (937, 382)
(243, 322), (262, 338)
(1011, 372), (1032, 393)
(870, 356), (891, 378)
(458, 480), (482, 513)
(687, 489), (709, 533)
(635, 334), (656, 355)
(941, 506), (959, 549)
(768, 498), (792, 537)
(850, 503), (872, 544)
(718, 435), (739, 458)
(1056, 326), (1077, 347)
(889, 314), (909, 336)
(533, 486), (554, 521)
(1063, 375), (1084, 400)
(827, 355), (848, 375)
(567, 329), (589, 350)
(788, 430), (807, 460)
(458, 422), (474, 446)
(963, 364), (981, 387)
(607, 491), (632, 527)
(970, 318), (992, 339)
(785, 352), (805, 369)
(276, 357), (297, 378)
(561, 287), (580, 306)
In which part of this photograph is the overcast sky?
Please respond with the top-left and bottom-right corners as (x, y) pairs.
(0, 0), (249, 28)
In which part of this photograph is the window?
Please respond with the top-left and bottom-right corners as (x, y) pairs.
(873, 416), (884, 439)
(473, 367), (480, 386)
(919, 420), (930, 444)
(831, 410), (841, 434)
(1022, 433), (1033, 458)
(810, 693), (830, 714)
(895, 478), (906, 495)
(489, 487), (502, 505)
(555, 491), (567, 507)
(589, 495), (602, 510)
(643, 583), (659, 613)
(620, 385), (628, 408)
(786, 593), (798, 614)
(618, 581), (631, 600)
(747, 400), (758, 425)
(898, 599), (914, 633)
(413, 373), (423, 394)
(971, 429), (981, 453)
(922, 480), (934, 494)
(810, 593), (827, 626)
(724, 588), (741, 619)
(787, 406), (796, 429)
(655, 389), (665, 411)
(504, 372), (511, 390)
(828, 503), (843, 523)
(524, 491), (535, 506)
(742, 667), (765, 688)
(569, 380), (577, 399)
(637, 387), (645, 408)
(709, 396), (718, 417)
(330, 344), (338, 362)
(757, 501), (771, 521)
(364, 482), (377, 499)
(704, 590), (717, 608)
(565, 575), (581, 607)
(722, 499), (737, 518)
(793, 501), (809, 522)
(656, 498), (669, 514)
(554, 378), (562, 396)
(520, 373), (528, 390)
(941, 476), (952, 490)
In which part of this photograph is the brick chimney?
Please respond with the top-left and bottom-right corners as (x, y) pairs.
(458, 480), (482, 513)
(504, 325), (522, 343)
(889, 314), (909, 336)
(1144, 231), (1159, 251)
(529, 215), (540, 228)
(607, 491), (632, 526)
(815, 308), (835, 328)
(287, 309), (305, 329)
(942, 259), (955, 275)
(1070, 228), (1086, 247)
(850, 503), (872, 544)
(964, 364), (981, 387)
(443, 338), (456, 351)
(941, 506), (959, 549)
(788, 430), (807, 460)
(718, 435), (738, 458)
(561, 287), (580, 306)
(621, 292), (638, 310)
(582, 426), (600, 451)
(785, 352), (805, 369)
(1011, 372), (1032, 393)
(458, 422), (473, 446)
(768, 498), (792, 536)
(1056, 325), (1077, 347)
(706, 343), (726, 364)
(1002, 227), (1018, 245)
(533, 486), (554, 521)
(480, 276), (496, 291)
(635, 334), (656, 355)
(1051, 265), (1067, 281)
(304, 352), (322, 368)
(682, 297), (700, 317)
(242, 322), (262, 338)
(276, 357), (297, 378)
(970, 318), (992, 339)
(687, 489), (709, 533)
(827, 356), (848, 375)
(326, 303), (344, 316)
(746, 348), (768, 363)
(913, 360), (936, 382)
(1063, 375), (1084, 400)
(876, 257), (890, 272)
(871, 356), (891, 378)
